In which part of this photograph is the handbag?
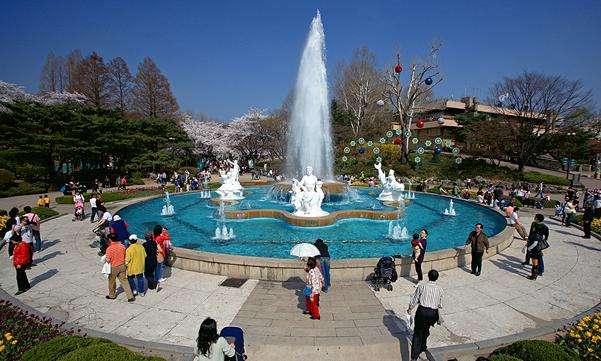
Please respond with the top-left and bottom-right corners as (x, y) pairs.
(538, 238), (550, 251)
(101, 262), (111, 279)
(303, 285), (312, 297)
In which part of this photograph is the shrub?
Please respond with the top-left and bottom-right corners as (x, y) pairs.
(520, 197), (559, 208)
(492, 340), (577, 361)
(0, 169), (15, 186)
(555, 312), (601, 360)
(21, 335), (109, 361)
(0, 182), (47, 198)
(177, 166), (199, 175)
(522, 172), (570, 186)
(57, 342), (165, 361)
(55, 187), (174, 204)
(490, 354), (523, 361)
(513, 198), (523, 208)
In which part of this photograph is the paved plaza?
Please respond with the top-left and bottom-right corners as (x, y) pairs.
(0, 198), (600, 360)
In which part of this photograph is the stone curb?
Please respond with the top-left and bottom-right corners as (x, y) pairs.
(0, 289), (195, 361)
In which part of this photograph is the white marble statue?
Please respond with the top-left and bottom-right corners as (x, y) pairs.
(216, 159), (245, 200)
(289, 166), (329, 217)
(374, 162), (405, 202)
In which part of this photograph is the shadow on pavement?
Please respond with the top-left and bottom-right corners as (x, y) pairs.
(35, 251), (64, 264)
(383, 311), (411, 361)
(565, 241), (601, 252)
(282, 277), (305, 311)
(30, 268), (58, 287)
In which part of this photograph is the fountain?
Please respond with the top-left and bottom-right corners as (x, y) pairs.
(285, 10), (334, 180)
(374, 162), (405, 202)
(216, 159), (244, 201)
(443, 199), (457, 216)
(213, 200), (235, 240)
(387, 200), (409, 240)
(160, 191), (175, 216)
(289, 166), (328, 217)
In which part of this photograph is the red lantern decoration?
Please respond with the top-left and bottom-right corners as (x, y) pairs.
(416, 119), (425, 128)
(394, 53), (402, 73)
(393, 137), (402, 145)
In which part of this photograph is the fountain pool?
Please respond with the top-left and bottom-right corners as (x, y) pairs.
(117, 186), (506, 259)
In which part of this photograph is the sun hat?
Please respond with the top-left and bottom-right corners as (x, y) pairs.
(113, 215), (121, 221)
(129, 234), (138, 241)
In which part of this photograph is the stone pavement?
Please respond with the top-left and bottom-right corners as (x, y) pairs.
(0, 198), (257, 348)
(0, 197), (600, 360)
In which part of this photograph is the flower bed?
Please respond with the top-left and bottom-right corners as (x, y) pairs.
(556, 312), (601, 360)
(55, 186), (175, 205)
(0, 300), (164, 361)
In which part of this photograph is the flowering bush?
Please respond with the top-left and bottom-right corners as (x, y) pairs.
(0, 216), (9, 231)
(0, 300), (62, 360)
(556, 312), (601, 360)
(592, 218), (601, 234)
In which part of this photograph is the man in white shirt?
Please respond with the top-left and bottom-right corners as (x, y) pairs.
(407, 269), (443, 361)
(23, 206), (42, 252)
(94, 209), (112, 233)
(89, 194), (98, 223)
(509, 207), (527, 240)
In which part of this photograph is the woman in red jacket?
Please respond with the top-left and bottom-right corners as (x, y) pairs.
(12, 234), (31, 295)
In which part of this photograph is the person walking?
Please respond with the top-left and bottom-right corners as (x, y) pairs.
(23, 206), (42, 252)
(105, 233), (135, 302)
(109, 215), (130, 244)
(194, 318), (235, 361)
(153, 225), (171, 284)
(582, 203), (594, 239)
(143, 231), (158, 290)
(5, 207), (20, 258)
(304, 257), (324, 320)
(18, 216), (34, 268)
(564, 198), (576, 227)
(314, 238), (330, 292)
(414, 229), (428, 284)
(465, 223), (489, 276)
(12, 234), (31, 295)
(43, 194), (50, 208)
(525, 214), (549, 279)
(89, 193), (98, 223)
(36, 195), (44, 207)
(407, 269), (443, 361)
(125, 234), (147, 296)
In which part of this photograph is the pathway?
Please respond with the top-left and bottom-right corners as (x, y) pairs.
(0, 200), (600, 360)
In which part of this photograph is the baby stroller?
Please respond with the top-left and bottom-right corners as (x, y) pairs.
(220, 326), (247, 361)
(74, 201), (84, 221)
(371, 256), (398, 291)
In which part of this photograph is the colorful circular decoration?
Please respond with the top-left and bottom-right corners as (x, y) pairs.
(386, 131), (393, 138)
(435, 137), (442, 144)
(393, 137), (402, 145)
(376, 157), (382, 163)
(344, 147), (350, 154)
(367, 141), (373, 147)
(415, 156), (421, 163)
(445, 139), (452, 147)
(455, 157), (463, 164)
(437, 117), (445, 125)
(425, 140), (432, 147)
(434, 146), (442, 155)
(412, 137), (419, 144)
(358, 138), (365, 144)
(452, 147), (460, 155)
(358, 147), (366, 154)
(350, 140), (356, 147)
(395, 129), (402, 136)
(417, 147), (425, 155)
(404, 130), (411, 137)
(342, 156), (348, 162)
(394, 64), (403, 73)
(379, 137), (386, 144)
(425, 77), (433, 85)
(416, 119), (425, 128)
(373, 147), (380, 155)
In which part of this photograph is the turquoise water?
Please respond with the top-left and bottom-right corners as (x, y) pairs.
(117, 186), (506, 259)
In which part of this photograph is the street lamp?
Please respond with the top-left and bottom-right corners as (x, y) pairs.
(566, 132), (576, 180)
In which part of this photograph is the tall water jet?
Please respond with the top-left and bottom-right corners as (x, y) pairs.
(285, 10), (334, 180)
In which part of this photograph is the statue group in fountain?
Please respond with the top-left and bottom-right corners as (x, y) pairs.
(290, 166), (328, 217)
(374, 162), (405, 202)
(216, 159), (245, 200)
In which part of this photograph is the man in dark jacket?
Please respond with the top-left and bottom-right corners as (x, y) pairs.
(465, 223), (489, 276)
(313, 239), (330, 292)
(143, 231), (158, 290)
(582, 203), (594, 239)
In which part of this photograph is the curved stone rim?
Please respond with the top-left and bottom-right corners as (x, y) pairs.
(114, 190), (511, 281)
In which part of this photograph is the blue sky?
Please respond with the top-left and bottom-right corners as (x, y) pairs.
(1, 0), (600, 120)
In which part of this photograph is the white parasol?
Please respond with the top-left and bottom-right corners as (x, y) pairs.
(290, 243), (321, 258)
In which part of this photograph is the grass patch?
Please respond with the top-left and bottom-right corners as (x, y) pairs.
(55, 187), (175, 204)
(521, 171), (570, 186)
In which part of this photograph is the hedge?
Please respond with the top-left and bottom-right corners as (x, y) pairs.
(22, 335), (164, 361)
(56, 187), (175, 204)
(490, 354), (523, 361)
(492, 340), (577, 361)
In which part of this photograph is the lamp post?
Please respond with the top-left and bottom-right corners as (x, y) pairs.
(565, 132), (576, 180)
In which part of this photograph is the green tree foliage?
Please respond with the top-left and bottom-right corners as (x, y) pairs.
(0, 100), (194, 187)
